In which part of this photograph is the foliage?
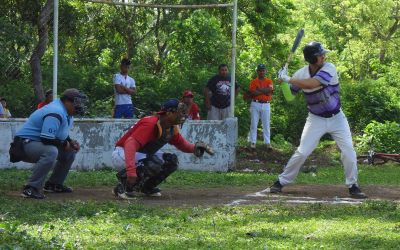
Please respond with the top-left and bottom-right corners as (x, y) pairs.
(0, 0), (399, 140)
(341, 79), (400, 133)
(357, 121), (400, 154)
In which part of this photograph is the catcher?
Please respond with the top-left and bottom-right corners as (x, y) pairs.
(111, 99), (214, 199)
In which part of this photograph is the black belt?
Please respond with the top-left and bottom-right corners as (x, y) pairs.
(317, 109), (341, 118)
(252, 100), (270, 103)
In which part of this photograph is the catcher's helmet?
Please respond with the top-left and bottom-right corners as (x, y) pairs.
(303, 42), (329, 64)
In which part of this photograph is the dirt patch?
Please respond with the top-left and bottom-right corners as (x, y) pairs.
(6, 184), (400, 207)
(236, 146), (334, 173)
(6, 187), (258, 207)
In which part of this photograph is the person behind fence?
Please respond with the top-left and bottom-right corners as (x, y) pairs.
(111, 99), (214, 199)
(182, 90), (200, 120)
(0, 97), (12, 118)
(247, 64), (273, 150)
(0, 101), (5, 118)
(37, 89), (53, 109)
(9, 89), (88, 199)
(270, 41), (367, 199)
(204, 64), (239, 120)
(113, 58), (136, 118)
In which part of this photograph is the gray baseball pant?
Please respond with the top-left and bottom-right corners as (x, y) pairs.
(23, 141), (76, 189)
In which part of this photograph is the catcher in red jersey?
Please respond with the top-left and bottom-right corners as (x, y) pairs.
(111, 99), (214, 199)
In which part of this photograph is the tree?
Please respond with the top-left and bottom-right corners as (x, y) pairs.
(29, 0), (54, 103)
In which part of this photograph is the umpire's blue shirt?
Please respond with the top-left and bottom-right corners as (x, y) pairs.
(16, 99), (73, 141)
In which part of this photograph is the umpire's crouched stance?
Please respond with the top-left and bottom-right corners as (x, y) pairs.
(9, 89), (88, 199)
(112, 99), (214, 199)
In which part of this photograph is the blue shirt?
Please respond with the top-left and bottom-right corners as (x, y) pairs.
(16, 99), (73, 141)
(0, 103), (4, 116)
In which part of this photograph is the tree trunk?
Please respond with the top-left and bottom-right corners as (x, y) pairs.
(29, 0), (53, 103)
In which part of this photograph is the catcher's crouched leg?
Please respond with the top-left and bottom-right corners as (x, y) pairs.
(113, 168), (136, 199)
(138, 153), (178, 196)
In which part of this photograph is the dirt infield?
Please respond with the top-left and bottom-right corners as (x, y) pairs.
(6, 184), (400, 207)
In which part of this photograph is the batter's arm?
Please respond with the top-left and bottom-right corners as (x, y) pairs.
(289, 78), (321, 89)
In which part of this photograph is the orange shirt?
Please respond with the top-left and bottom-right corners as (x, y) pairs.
(249, 77), (273, 102)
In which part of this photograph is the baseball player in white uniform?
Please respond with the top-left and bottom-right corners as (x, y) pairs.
(113, 58), (136, 118)
(270, 41), (367, 199)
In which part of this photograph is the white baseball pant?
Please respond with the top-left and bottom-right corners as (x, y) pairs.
(278, 111), (359, 187)
(112, 146), (164, 171)
(249, 101), (271, 144)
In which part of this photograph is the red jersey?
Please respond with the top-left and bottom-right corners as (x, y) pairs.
(37, 101), (48, 109)
(116, 116), (195, 177)
(187, 102), (200, 120)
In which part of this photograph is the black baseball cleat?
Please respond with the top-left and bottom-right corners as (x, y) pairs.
(349, 184), (367, 199)
(21, 185), (45, 199)
(43, 182), (73, 193)
(270, 180), (283, 193)
(142, 187), (162, 197)
(113, 183), (136, 200)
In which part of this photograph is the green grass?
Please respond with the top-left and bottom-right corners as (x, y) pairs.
(1, 166), (399, 249)
(1, 164), (400, 192)
(0, 197), (399, 249)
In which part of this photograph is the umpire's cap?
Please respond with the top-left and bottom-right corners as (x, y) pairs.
(61, 88), (88, 116)
(120, 58), (131, 66)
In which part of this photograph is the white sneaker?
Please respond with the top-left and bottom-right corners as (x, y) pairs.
(250, 143), (256, 149)
(148, 192), (162, 197)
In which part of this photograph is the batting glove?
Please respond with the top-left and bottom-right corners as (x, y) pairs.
(278, 66), (291, 82)
(194, 142), (215, 157)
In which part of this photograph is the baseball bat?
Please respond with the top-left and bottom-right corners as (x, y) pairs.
(281, 28), (304, 102)
(284, 28), (305, 69)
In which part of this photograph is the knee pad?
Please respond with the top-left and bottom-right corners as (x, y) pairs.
(162, 153), (178, 171)
(142, 155), (163, 177)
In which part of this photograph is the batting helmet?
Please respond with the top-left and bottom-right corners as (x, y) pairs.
(303, 42), (329, 64)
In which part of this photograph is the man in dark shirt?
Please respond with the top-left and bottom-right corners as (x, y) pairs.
(204, 64), (239, 120)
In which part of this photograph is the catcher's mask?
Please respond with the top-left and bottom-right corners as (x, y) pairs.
(61, 88), (88, 116)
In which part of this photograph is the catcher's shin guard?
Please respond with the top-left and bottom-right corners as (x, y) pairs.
(115, 168), (135, 193)
(141, 153), (178, 192)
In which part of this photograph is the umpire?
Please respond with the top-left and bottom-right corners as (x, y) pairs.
(10, 89), (88, 199)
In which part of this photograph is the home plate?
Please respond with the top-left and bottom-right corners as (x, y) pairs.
(226, 186), (371, 206)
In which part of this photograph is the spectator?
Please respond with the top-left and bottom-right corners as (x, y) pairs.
(0, 97), (12, 118)
(0, 101), (4, 118)
(247, 64), (273, 149)
(204, 64), (239, 120)
(37, 89), (53, 109)
(113, 58), (136, 118)
(10, 89), (88, 199)
(182, 90), (200, 120)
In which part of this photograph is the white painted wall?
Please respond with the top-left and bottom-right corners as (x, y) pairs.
(0, 118), (237, 172)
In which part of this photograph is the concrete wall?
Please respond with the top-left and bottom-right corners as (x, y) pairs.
(0, 118), (237, 172)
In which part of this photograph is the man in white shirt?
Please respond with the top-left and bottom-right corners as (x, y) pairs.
(113, 58), (136, 118)
(270, 41), (367, 199)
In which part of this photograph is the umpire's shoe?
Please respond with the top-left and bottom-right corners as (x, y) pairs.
(349, 184), (367, 199)
(44, 182), (73, 193)
(21, 185), (45, 199)
(270, 180), (283, 193)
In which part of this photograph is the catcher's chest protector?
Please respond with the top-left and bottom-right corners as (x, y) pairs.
(139, 123), (178, 155)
